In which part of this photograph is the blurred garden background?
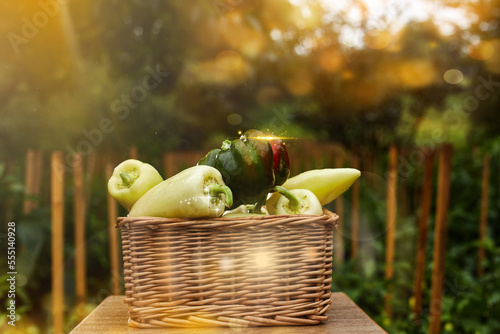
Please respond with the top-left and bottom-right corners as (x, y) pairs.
(1, 0), (500, 333)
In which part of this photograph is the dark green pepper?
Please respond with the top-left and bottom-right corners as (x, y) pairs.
(198, 129), (275, 210)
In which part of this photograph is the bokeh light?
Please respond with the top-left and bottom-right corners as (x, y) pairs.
(256, 86), (284, 105)
(254, 252), (271, 268)
(396, 59), (436, 88)
(342, 70), (355, 80)
(468, 40), (495, 60)
(218, 11), (265, 58)
(484, 39), (500, 74)
(227, 113), (243, 126)
(286, 71), (313, 96)
(318, 48), (344, 73)
(215, 50), (243, 71)
(364, 30), (392, 50)
(443, 69), (464, 84)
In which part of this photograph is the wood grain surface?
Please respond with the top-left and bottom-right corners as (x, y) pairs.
(70, 293), (387, 333)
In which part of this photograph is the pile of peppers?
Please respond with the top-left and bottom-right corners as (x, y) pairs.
(198, 129), (290, 212)
(107, 128), (361, 218)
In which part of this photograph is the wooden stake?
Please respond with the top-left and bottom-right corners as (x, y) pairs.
(163, 152), (175, 178)
(289, 142), (302, 176)
(84, 152), (97, 215)
(400, 148), (410, 218)
(303, 141), (315, 172)
(51, 152), (65, 334)
(106, 160), (121, 295)
(73, 154), (87, 320)
(129, 145), (138, 160)
(384, 144), (398, 317)
(334, 153), (345, 266)
(32, 150), (44, 210)
(350, 152), (360, 260)
(23, 149), (36, 215)
(4, 159), (14, 223)
(413, 149), (436, 320)
(429, 143), (453, 334)
(477, 153), (490, 277)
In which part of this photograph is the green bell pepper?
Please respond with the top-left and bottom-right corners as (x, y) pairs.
(107, 159), (163, 211)
(198, 129), (275, 210)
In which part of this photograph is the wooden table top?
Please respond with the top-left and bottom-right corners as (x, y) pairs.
(70, 293), (386, 333)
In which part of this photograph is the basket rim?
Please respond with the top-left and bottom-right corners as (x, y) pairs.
(116, 208), (339, 229)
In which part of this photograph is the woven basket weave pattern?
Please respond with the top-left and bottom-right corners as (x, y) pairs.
(117, 210), (338, 328)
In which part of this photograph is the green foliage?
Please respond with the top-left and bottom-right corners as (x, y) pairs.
(332, 147), (500, 333)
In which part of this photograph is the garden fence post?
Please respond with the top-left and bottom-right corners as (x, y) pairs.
(106, 159), (121, 295)
(334, 151), (345, 266)
(84, 152), (97, 216)
(384, 144), (398, 317)
(428, 143), (453, 334)
(163, 152), (176, 178)
(290, 141), (302, 175)
(51, 151), (65, 334)
(129, 145), (138, 160)
(4, 159), (14, 223)
(23, 149), (36, 215)
(73, 153), (87, 321)
(33, 150), (44, 209)
(400, 148), (410, 218)
(477, 153), (490, 277)
(303, 141), (315, 172)
(412, 148), (436, 321)
(190, 151), (205, 169)
(350, 151), (360, 260)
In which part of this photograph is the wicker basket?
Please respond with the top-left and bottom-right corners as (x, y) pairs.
(116, 209), (339, 328)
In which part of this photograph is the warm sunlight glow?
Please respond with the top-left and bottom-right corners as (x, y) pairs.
(246, 135), (297, 141)
(468, 40), (495, 61)
(184, 59), (250, 86)
(364, 30), (391, 50)
(396, 59), (436, 88)
(484, 39), (500, 74)
(254, 252), (271, 268)
(215, 50), (243, 71)
(217, 11), (265, 58)
(317, 0), (477, 49)
(219, 257), (233, 271)
(342, 70), (355, 80)
(319, 48), (344, 73)
(286, 71), (313, 96)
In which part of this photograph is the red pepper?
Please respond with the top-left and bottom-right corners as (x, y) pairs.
(269, 137), (290, 187)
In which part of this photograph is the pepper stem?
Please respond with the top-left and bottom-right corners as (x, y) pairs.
(120, 171), (133, 186)
(252, 196), (267, 214)
(221, 139), (231, 150)
(208, 184), (233, 208)
(273, 186), (300, 211)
